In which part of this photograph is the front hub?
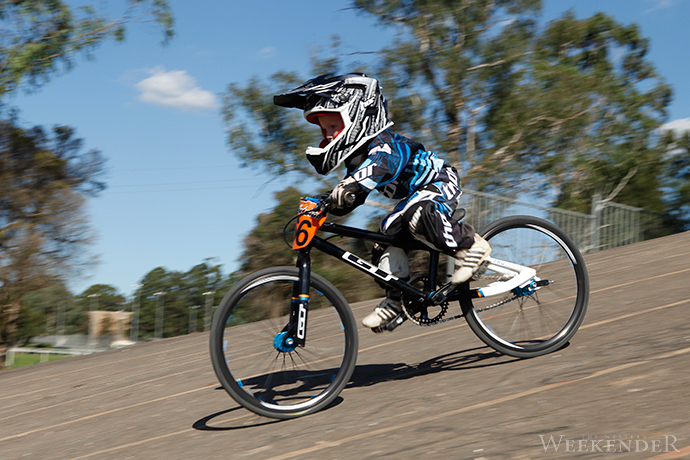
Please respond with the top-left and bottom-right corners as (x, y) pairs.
(273, 331), (297, 353)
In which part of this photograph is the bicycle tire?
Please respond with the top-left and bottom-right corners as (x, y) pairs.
(460, 216), (589, 358)
(209, 267), (358, 419)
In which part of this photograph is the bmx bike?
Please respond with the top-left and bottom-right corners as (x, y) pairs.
(210, 195), (589, 419)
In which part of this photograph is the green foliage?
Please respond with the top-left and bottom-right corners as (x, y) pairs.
(353, 0), (543, 169)
(222, 72), (336, 187)
(660, 129), (690, 230)
(6, 351), (70, 369)
(0, 0), (175, 357)
(14, 303), (44, 346)
(223, 2), (682, 233)
(238, 187), (383, 304)
(20, 283), (74, 340)
(2, 257), (239, 349)
(0, 118), (104, 347)
(0, 0), (174, 96)
(133, 259), (230, 339)
(482, 11), (673, 216)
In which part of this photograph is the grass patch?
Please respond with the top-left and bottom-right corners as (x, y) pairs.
(6, 352), (72, 369)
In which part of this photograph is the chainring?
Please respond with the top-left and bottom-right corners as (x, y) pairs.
(402, 275), (449, 326)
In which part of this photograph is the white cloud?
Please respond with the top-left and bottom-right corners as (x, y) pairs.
(260, 46), (277, 59)
(660, 117), (690, 135)
(644, 0), (676, 13)
(136, 67), (218, 111)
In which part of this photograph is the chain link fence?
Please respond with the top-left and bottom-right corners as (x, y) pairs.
(459, 189), (644, 254)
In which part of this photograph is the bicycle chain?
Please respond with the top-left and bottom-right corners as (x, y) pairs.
(473, 293), (520, 314)
(401, 272), (521, 327)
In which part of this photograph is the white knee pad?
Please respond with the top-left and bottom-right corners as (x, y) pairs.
(377, 246), (409, 278)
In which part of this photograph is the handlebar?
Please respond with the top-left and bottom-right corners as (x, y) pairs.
(343, 191), (356, 206)
(320, 191), (356, 212)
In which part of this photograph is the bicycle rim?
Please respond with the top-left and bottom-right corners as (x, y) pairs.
(462, 216), (589, 358)
(210, 268), (357, 419)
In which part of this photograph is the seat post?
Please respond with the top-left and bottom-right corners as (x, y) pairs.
(427, 250), (440, 291)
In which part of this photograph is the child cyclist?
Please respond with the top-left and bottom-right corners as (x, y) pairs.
(274, 73), (491, 332)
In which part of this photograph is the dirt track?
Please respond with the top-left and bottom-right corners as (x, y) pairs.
(1, 231), (689, 460)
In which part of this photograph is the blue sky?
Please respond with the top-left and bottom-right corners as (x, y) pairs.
(9, 0), (690, 299)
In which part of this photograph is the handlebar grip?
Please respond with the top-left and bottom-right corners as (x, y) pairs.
(343, 192), (356, 206)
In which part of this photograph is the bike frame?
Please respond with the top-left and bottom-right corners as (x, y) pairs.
(290, 221), (475, 345)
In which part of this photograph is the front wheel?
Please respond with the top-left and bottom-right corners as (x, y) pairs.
(460, 216), (589, 358)
(210, 267), (358, 419)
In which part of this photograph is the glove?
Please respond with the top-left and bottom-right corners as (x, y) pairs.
(330, 176), (360, 209)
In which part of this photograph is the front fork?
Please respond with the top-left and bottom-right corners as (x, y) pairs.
(287, 248), (311, 348)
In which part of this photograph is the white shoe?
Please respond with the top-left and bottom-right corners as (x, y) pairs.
(362, 299), (402, 328)
(452, 234), (492, 284)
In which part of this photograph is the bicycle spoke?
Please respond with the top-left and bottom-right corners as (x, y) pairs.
(210, 269), (357, 417)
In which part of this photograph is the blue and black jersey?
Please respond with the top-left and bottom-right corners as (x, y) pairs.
(339, 129), (474, 254)
(347, 131), (448, 200)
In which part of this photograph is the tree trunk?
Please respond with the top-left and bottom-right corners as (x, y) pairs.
(1, 301), (21, 370)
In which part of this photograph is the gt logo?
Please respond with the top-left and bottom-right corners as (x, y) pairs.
(297, 303), (307, 339)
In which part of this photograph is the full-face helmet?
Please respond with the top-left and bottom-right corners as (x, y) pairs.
(274, 74), (393, 175)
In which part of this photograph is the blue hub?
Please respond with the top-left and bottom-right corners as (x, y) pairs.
(273, 331), (297, 353)
(512, 278), (539, 297)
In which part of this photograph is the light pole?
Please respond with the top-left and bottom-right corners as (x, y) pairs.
(154, 291), (166, 339)
(189, 305), (201, 334)
(130, 284), (142, 343)
(203, 291), (215, 332)
(56, 303), (65, 338)
(87, 293), (100, 349)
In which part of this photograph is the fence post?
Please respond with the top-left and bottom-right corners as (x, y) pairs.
(590, 194), (603, 253)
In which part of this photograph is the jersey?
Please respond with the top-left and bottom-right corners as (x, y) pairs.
(347, 131), (448, 202)
(344, 130), (474, 254)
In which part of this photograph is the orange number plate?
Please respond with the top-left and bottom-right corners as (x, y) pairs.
(292, 198), (326, 249)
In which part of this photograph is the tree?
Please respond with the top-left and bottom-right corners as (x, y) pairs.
(238, 186), (383, 305)
(350, 3), (673, 213)
(20, 282), (75, 338)
(0, 0), (173, 97)
(0, 0), (174, 367)
(0, 120), (104, 352)
(661, 129), (690, 230)
(481, 11), (672, 215)
(224, 2), (679, 232)
(348, 0), (542, 173)
(222, 72), (335, 187)
(134, 260), (230, 339)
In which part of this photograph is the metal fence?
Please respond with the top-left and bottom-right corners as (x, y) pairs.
(459, 189), (644, 254)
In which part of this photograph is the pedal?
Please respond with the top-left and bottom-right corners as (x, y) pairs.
(384, 314), (405, 332)
(370, 313), (405, 333)
(471, 260), (490, 280)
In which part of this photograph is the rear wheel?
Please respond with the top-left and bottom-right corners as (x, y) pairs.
(210, 267), (358, 419)
(461, 216), (589, 358)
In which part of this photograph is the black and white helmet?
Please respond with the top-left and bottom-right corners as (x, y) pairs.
(274, 74), (393, 175)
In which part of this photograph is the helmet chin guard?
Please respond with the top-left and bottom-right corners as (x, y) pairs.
(274, 74), (393, 175)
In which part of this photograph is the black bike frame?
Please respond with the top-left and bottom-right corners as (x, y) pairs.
(291, 221), (478, 344)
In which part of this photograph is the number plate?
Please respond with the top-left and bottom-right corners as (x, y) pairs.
(292, 198), (327, 249)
